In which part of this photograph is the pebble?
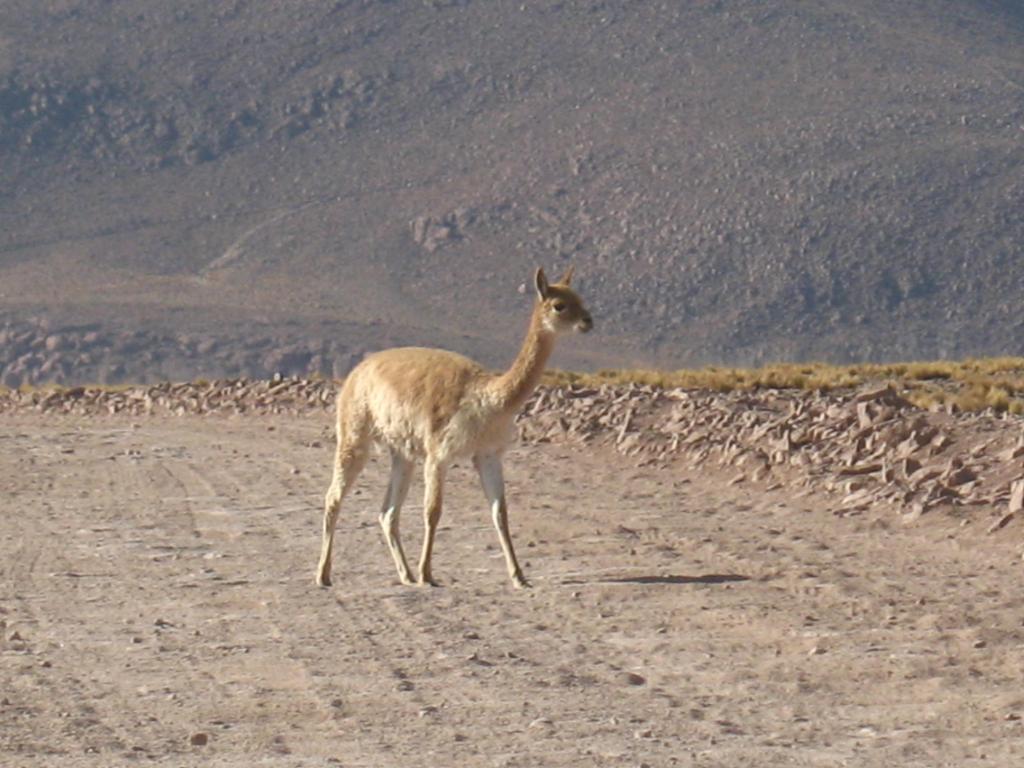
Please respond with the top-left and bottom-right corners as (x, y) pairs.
(618, 671), (647, 686)
(189, 732), (209, 746)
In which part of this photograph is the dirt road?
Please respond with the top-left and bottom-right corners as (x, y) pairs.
(2, 414), (1023, 766)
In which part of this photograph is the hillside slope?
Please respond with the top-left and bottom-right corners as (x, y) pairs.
(1, 0), (1022, 384)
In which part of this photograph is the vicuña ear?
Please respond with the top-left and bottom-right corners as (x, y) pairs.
(534, 267), (550, 300)
(559, 265), (575, 286)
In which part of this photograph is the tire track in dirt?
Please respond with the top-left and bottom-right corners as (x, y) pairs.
(231, 432), (493, 764)
(4, 415), (1024, 766)
(244, 437), (765, 766)
(138, 417), (442, 763)
(207, 426), (682, 765)
(482, 443), (1024, 765)
(121, 419), (347, 760)
(1, 424), (183, 761)
(260, 433), (1024, 766)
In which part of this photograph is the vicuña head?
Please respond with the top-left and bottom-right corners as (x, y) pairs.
(535, 266), (593, 334)
(316, 266), (592, 590)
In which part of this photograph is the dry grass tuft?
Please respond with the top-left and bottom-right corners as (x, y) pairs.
(544, 357), (1024, 414)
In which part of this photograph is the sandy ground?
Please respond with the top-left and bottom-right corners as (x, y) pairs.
(2, 413), (1024, 767)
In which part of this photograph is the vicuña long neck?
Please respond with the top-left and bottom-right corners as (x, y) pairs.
(491, 306), (555, 412)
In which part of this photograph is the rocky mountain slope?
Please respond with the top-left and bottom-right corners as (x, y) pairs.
(2, 0), (1023, 386)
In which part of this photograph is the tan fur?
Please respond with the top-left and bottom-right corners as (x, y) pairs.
(316, 267), (592, 589)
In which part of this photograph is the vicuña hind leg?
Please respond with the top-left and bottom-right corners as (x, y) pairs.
(417, 458), (445, 586)
(316, 440), (368, 587)
(379, 450), (415, 585)
(475, 454), (529, 589)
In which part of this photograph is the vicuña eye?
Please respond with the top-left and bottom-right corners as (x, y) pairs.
(552, 301), (567, 313)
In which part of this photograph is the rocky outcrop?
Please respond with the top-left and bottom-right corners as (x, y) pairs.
(519, 384), (1024, 530)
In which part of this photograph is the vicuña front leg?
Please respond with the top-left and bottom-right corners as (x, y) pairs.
(316, 442), (367, 587)
(475, 454), (529, 589)
(417, 458), (445, 586)
(379, 451), (416, 585)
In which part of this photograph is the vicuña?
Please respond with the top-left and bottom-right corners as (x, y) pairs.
(316, 266), (593, 589)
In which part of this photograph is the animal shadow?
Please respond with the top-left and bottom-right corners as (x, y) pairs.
(563, 573), (750, 586)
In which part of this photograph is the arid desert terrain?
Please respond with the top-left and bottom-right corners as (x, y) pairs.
(2, 382), (1024, 767)
(5, 2), (1024, 763)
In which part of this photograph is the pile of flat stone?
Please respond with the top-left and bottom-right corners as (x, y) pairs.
(518, 383), (1024, 528)
(0, 377), (336, 416)
(3, 377), (1021, 528)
